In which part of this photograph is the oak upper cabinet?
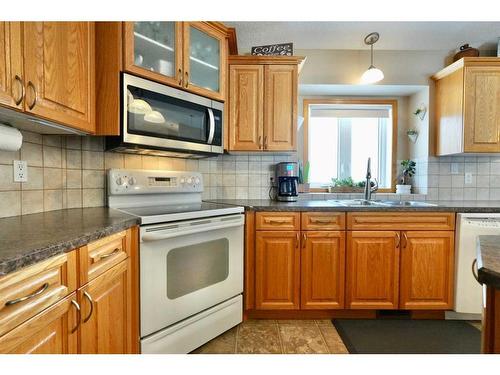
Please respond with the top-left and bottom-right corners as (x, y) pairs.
(22, 22), (95, 133)
(264, 65), (297, 151)
(229, 65), (264, 150)
(122, 22), (227, 101)
(79, 260), (132, 354)
(0, 293), (78, 354)
(123, 22), (183, 88)
(255, 231), (300, 310)
(301, 231), (345, 310)
(433, 57), (500, 155)
(399, 231), (454, 310)
(346, 231), (400, 309)
(0, 22), (23, 110)
(228, 56), (304, 152)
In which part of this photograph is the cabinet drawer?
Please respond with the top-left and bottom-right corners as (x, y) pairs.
(79, 230), (128, 285)
(0, 252), (77, 337)
(301, 212), (345, 230)
(347, 212), (455, 231)
(256, 212), (300, 230)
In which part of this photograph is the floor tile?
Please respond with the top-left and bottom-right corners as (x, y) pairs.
(236, 322), (282, 354)
(191, 327), (237, 354)
(278, 324), (329, 354)
(318, 324), (349, 354)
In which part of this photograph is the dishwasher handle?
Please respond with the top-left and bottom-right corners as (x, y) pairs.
(142, 219), (243, 242)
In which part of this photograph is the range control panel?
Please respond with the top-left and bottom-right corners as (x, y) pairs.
(108, 169), (203, 195)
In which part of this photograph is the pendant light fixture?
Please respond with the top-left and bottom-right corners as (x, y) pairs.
(361, 32), (384, 84)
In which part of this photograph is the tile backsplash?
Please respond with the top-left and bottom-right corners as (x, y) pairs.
(0, 130), (296, 218)
(2, 130), (500, 219)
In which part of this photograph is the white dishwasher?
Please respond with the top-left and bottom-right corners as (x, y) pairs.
(449, 213), (500, 319)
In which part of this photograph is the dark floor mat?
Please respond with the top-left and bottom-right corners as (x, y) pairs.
(332, 319), (481, 354)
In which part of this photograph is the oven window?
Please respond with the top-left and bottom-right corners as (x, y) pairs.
(166, 238), (229, 299)
(127, 84), (211, 144)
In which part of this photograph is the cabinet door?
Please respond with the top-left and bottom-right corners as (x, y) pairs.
(255, 231), (300, 310)
(23, 22), (95, 133)
(229, 64), (263, 151)
(123, 22), (183, 88)
(263, 64), (297, 151)
(79, 260), (132, 354)
(0, 293), (78, 354)
(346, 231), (400, 309)
(183, 22), (227, 101)
(301, 231), (345, 310)
(399, 231), (454, 310)
(464, 66), (500, 152)
(0, 22), (24, 109)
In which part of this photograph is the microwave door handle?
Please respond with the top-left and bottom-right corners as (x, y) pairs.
(207, 108), (215, 144)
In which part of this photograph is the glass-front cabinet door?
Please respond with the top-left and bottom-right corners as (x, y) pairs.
(182, 22), (226, 101)
(124, 22), (183, 87)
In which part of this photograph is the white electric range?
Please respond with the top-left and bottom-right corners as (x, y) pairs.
(107, 168), (244, 354)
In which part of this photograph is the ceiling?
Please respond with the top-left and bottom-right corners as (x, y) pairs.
(299, 84), (427, 97)
(226, 22), (500, 51)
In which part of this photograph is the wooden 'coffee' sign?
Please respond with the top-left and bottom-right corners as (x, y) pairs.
(251, 43), (293, 56)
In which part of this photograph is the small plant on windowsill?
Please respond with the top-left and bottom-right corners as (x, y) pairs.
(329, 177), (364, 193)
(298, 161), (310, 193)
(397, 159), (416, 194)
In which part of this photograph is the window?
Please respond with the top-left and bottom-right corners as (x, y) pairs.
(304, 99), (397, 191)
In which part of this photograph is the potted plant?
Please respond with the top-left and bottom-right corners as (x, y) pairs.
(407, 129), (419, 143)
(329, 177), (364, 193)
(397, 159), (416, 194)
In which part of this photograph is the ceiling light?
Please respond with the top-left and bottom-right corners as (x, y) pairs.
(361, 32), (384, 84)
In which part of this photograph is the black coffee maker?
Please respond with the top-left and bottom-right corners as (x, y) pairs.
(275, 162), (299, 202)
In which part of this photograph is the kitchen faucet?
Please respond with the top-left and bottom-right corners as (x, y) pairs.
(364, 157), (378, 200)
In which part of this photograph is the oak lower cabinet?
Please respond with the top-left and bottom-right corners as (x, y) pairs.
(255, 231), (300, 309)
(346, 231), (400, 309)
(399, 231), (455, 309)
(79, 259), (132, 354)
(0, 293), (78, 354)
(346, 230), (455, 310)
(301, 231), (345, 309)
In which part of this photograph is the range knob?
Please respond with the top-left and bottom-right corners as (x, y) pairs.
(180, 177), (186, 184)
(116, 177), (124, 185)
(128, 177), (136, 186)
(194, 177), (201, 184)
(187, 177), (193, 184)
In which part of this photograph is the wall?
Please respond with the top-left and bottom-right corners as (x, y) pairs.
(0, 130), (293, 219)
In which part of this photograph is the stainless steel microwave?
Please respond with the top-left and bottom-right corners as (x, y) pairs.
(106, 73), (224, 158)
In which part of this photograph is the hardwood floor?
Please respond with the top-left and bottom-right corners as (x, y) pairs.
(191, 319), (348, 354)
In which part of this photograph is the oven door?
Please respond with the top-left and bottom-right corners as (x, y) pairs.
(122, 73), (223, 154)
(139, 214), (244, 337)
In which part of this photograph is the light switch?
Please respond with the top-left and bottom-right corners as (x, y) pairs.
(451, 163), (459, 174)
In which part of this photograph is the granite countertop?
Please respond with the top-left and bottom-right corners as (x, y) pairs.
(0, 208), (140, 276)
(204, 199), (500, 213)
(477, 236), (500, 289)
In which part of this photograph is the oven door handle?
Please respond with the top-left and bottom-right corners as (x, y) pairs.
(207, 108), (215, 145)
(142, 220), (243, 242)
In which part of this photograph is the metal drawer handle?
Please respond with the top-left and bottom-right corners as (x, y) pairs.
(258, 136), (262, 149)
(178, 68), (183, 85)
(14, 75), (25, 105)
(71, 300), (81, 333)
(27, 81), (37, 110)
(264, 136), (268, 150)
(402, 232), (408, 248)
(185, 71), (189, 88)
(472, 259), (481, 284)
(302, 233), (306, 248)
(99, 248), (120, 259)
(5, 282), (49, 306)
(311, 218), (334, 224)
(83, 291), (94, 323)
(395, 232), (400, 248)
(266, 219), (287, 224)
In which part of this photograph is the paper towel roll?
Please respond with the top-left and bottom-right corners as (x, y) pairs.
(0, 124), (23, 151)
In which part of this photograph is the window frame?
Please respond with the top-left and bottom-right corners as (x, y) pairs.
(303, 98), (398, 193)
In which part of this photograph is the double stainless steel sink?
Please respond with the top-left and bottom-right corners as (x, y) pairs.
(327, 199), (437, 208)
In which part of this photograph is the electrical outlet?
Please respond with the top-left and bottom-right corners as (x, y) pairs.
(13, 160), (28, 182)
(451, 163), (459, 174)
(465, 172), (473, 185)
